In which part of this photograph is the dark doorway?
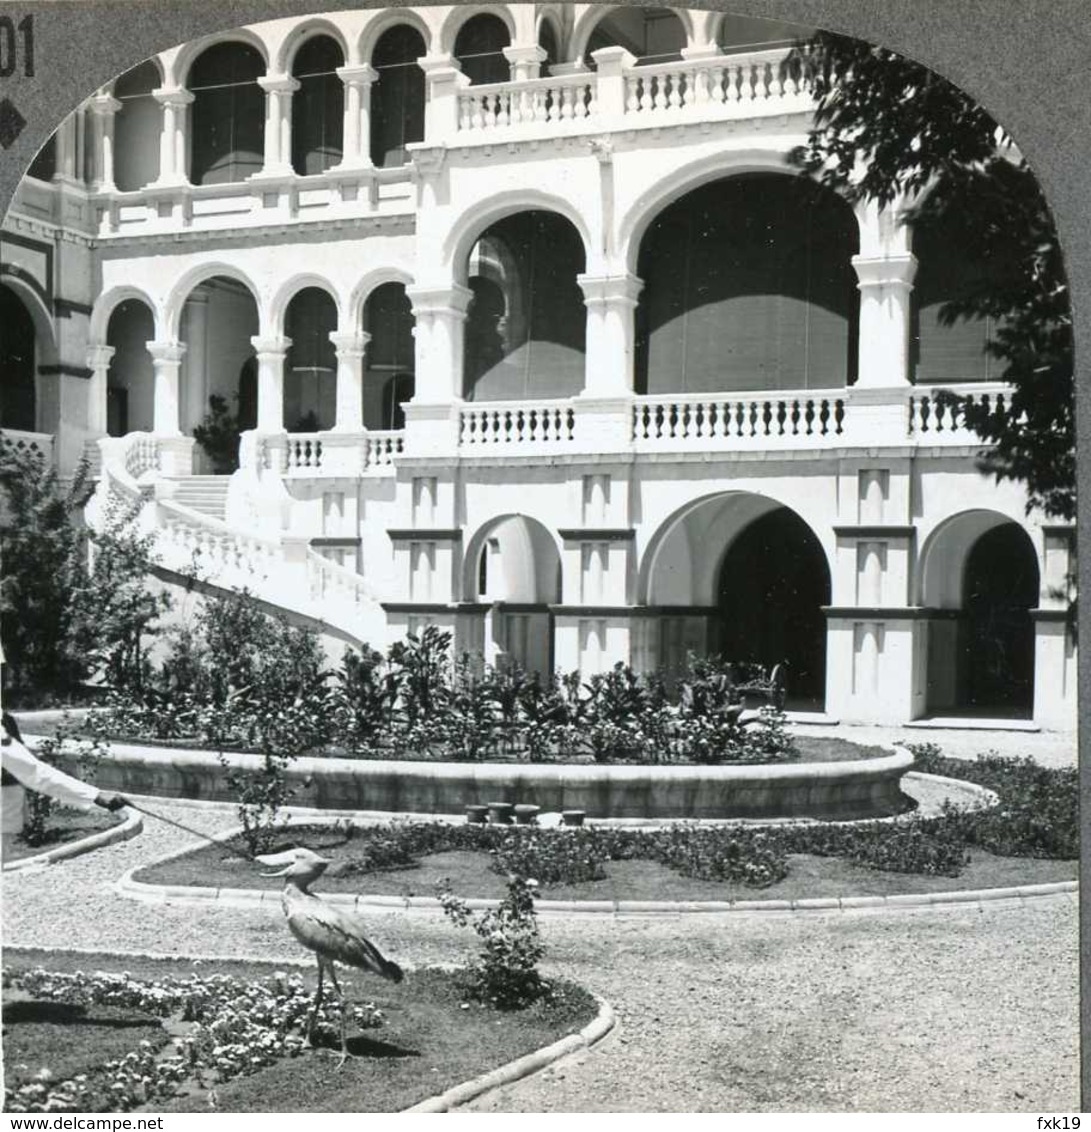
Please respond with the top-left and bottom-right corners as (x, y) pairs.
(958, 524), (1038, 715)
(0, 284), (37, 431)
(717, 507), (829, 709)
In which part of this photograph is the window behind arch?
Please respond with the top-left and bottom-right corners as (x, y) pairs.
(189, 42), (265, 185)
(454, 14), (511, 85)
(365, 282), (416, 429)
(114, 60), (162, 191)
(291, 35), (344, 176)
(370, 25), (426, 167)
(585, 8), (685, 67)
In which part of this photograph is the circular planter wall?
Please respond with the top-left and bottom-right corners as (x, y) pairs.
(47, 739), (917, 821)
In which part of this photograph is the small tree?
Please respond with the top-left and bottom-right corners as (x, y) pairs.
(0, 438), (168, 701)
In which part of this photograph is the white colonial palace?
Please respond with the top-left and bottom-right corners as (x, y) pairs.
(0, 4), (1076, 727)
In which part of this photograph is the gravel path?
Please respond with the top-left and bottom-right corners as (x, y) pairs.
(1, 800), (1078, 1112)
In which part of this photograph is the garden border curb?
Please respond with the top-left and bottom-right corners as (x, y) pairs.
(1, 943), (615, 1115)
(115, 835), (1076, 916)
(3, 807), (143, 873)
(402, 993), (616, 1113)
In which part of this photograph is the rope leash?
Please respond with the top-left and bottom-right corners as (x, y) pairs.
(123, 798), (255, 860)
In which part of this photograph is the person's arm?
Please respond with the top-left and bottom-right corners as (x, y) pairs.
(1, 732), (111, 811)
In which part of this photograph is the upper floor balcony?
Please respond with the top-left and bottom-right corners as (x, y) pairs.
(8, 4), (817, 241)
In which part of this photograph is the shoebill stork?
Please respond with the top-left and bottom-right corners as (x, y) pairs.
(257, 847), (404, 1065)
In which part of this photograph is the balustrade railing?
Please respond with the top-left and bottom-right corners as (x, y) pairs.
(458, 72), (595, 134)
(459, 401), (578, 447)
(633, 392), (845, 446)
(285, 434), (324, 472)
(363, 430), (404, 468)
(0, 429), (55, 464)
(907, 383), (1012, 439)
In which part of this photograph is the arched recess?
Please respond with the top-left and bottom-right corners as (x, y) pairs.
(453, 13), (512, 85)
(291, 35), (344, 175)
(919, 511), (1040, 717)
(464, 513), (562, 677)
(537, 17), (560, 72)
(363, 282), (415, 429)
(113, 59), (162, 191)
(583, 6), (687, 66)
(0, 284), (39, 431)
(178, 277), (259, 452)
(462, 210), (587, 401)
(910, 175), (1024, 384)
(716, 12), (815, 53)
(634, 173), (859, 394)
(188, 41), (265, 185)
(284, 287), (338, 431)
(369, 24), (426, 168)
(642, 491), (831, 706)
(105, 298), (156, 436)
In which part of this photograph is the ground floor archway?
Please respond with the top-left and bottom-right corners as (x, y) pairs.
(0, 284), (38, 431)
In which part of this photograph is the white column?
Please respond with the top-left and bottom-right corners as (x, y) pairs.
(852, 199), (917, 388)
(88, 90), (122, 192)
(151, 87), (193, 185)
(257, 75), (300, 177)
(250, 336), (291, 432)
(182, 291), (209, 434)
(86, 344), (114, 435)
(502, 44), (546, 82)
(329, 331), (369, 431)
(335, 64), (378, 169)
(406, 285), (472, 402)
(419, 56), (469, 144)
(577, 273), (643, 396)
(54, 115), (78, 182)
(147, 341), (186, 436)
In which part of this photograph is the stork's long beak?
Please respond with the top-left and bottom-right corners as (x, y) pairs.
(255, 850), (297, 877)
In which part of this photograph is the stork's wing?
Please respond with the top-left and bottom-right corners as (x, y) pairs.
(287, 900), (404, 983)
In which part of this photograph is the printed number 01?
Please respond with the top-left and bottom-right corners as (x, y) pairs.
(0, 15), (34, 79)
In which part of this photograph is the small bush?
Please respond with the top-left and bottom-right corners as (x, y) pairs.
(438, 875), (547, 1009)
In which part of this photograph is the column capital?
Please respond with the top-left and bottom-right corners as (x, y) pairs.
(250, 335), (292, 357)
(152, 86), (194, 108)
(89, 92), (122, 116)
(257, 74), (301, 95)
(852, 254), (918, 289)
(502, 44), (547, 65)
(329, 330), (371, 357)
(336, 63), (378, 87)
(418, 54), (466, 79)
(590, 46), (637, 73)
(407, 284), (473, 318)
(577, 272), (644, 308)
(147, 340), (187, 364)
(86, 344), (116, 368)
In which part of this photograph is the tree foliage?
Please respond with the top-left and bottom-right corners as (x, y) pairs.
(791, 31), (1074, 521)
(0, 439), (169, 700)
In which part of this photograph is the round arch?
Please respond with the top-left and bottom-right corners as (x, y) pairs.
(569, 5), (694, 67)
(269, 274), (343, 337)
(276, 19), (350, 75)
(618, 150), (855, 274)
(348, 267), (415, 330)
(176, 29), (270, 87)
(0, 284), (43, 431)
(439, 5), (516, 59)
(91, 284), (161, 344)
(165, 263), (262, 339)
(359, 9), (433, 64)
(462, 512), (564, 604)
(0, 274), (60, 369)
(444, 191), (593, 282)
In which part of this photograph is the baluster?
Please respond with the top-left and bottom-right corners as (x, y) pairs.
(458, 95), (472, 131)
(650, 74), (665, 112)
(781, 59), (798, 97)
(834, 399), (845, 434)
(560, 83), (574, 120)
(669, 72), (684, 110)
(790, 399), (801, 435)
(803, 399), (815, 435)
(626, 75), (641, 114)
(533, 87), (547, 122)
(768, 59), (783, 98)
(690, 67), (706, 107)
(581, 80), (595, 118)
(818, 399), (830, 436)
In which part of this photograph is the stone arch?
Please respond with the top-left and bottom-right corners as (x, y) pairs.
(464, 512), (563, 603)
(439, 5), (517, 60)
(359, 9), (433, 64)
(164, 263), (262, 340)
(90, 285), (161, 344)
(569, 5), (694, 67)
(444, 190), (593, 282)
(269, 275), (343, 337)
(175, 29), (271, 88)
(276, 18), (350, 75)
(0, 274), (59, 369)
(348, 267), (415, 331)
(0, 284), (44, 431)
(104, 296), (157, 436)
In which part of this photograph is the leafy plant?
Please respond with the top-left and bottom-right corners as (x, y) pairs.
(192, 395), (243, 475)
(438, 875), (547, 1009)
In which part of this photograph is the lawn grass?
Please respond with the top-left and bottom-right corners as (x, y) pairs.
(2, 806), (122, 863)
(136, 838), (1075, 904)
(3, 950), (598, 1114)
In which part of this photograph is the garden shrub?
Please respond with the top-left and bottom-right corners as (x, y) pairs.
(438, 875), (547, 1009)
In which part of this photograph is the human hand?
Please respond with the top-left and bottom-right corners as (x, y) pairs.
(95, 791), (128, 811)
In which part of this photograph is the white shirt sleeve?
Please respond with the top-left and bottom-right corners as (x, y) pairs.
(1, 735), (100, 811)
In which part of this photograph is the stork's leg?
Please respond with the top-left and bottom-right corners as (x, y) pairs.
(307, 958), (326, 1046)
(327, 962), (352, 1068)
